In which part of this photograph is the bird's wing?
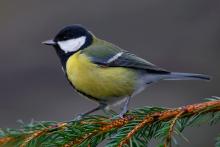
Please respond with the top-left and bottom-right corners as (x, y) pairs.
(81, 40), (169, 73)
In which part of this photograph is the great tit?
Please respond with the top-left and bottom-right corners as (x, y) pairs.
(43, 24), (210, 118)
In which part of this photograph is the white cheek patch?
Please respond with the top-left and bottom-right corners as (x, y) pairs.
(58, 36), (86, 53)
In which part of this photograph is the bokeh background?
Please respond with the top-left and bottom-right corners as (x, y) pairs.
(0, 0), (220, 146)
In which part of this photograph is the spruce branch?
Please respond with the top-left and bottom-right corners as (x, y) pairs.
(216, 134), (220, 147)
(165, 110), (184, 147)
(118, 98), (220, 147)
(0, 97), (220, 147)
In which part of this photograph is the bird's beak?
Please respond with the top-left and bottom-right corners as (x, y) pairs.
(42, 39), (57, 45)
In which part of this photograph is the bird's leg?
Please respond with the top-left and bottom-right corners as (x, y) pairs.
(113, 96), (131, 119)
(103, 106), (117, 117)
(74, 103), (106, 121)
(119, 96), (131, 117)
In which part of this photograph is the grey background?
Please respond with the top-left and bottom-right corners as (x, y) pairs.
(0, 0), (220, 146)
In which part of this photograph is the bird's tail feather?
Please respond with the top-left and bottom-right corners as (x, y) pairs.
(163, 72), (211, 81)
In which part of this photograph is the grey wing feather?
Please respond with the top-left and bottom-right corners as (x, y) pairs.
(108, 51), (169, 73)
(82, 40), (169, 74)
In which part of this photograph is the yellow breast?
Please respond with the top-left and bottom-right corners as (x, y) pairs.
(66, 51), (137, 101)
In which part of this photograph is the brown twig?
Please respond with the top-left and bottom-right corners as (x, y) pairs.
(0, 137), (14, 145)
(119, 100), (220, 147)
(63, 115), (134, 146)
(165, 110), (185, 147)
(20, 122), (67, 147)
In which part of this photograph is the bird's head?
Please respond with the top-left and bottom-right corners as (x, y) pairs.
(43, 25), (93, 60)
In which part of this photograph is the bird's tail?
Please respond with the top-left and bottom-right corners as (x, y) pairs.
(163, 72), (211, 81)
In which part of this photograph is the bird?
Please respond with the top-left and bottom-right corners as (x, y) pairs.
(42, 24), (210, 119)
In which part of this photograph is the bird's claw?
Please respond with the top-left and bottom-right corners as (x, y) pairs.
(71, 114), (83, 121)
(111, 111), (127, 120)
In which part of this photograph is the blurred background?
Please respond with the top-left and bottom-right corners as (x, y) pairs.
(0, 0), (219, 146)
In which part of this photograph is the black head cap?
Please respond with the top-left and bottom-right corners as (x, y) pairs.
(43, 24), (93, 48)
(43, 24), (93, 68)
(54, 24), (92, 42)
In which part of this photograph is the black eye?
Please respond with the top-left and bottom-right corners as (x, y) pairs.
(62, 33), (74, 40)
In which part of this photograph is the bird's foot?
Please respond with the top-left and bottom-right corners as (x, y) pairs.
(103, 108), (117, 117)
(111, 111), (128, 120)
(69, 114), (84, 122)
